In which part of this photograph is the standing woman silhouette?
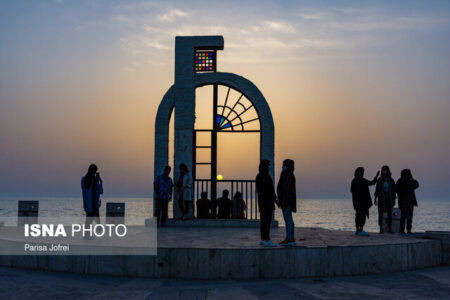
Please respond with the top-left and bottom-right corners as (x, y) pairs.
(256, 160), (277, 247)
(81, 164), (103, 225)
(351, 167), (379, 236)
(277, 159), (297, 246)
(374, 165), (396, 234)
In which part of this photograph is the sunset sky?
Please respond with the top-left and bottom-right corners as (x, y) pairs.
(1, 0), (449, 199)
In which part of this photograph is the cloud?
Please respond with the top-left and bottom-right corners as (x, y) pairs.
(115, 15), (128, 22)
(262, 21), (295, 33)
(143, 38), (170, 50)
(298, 12), (324, 20)
(113, 2), (449, 68)
(157, 9), (188, 22)
(330, 15), (448, 32)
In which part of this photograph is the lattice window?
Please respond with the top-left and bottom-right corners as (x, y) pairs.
(195, 50), (216, 73)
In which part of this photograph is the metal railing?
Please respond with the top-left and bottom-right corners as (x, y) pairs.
(194, 179), (259, 220)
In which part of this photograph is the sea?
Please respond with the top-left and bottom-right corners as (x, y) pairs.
(0, 197), (448, 232)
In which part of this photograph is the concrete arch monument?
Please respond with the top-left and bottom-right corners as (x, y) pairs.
(154, 36), (274, 219)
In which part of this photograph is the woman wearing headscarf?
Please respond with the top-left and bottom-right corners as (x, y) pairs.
(374, 165), (396, 234)
(351, 167), (379, 236)
(277, 159), (297, 246)
(81, 164), (103, 225)
(256, 159), (277, 247)
(396, 169), (419, 236)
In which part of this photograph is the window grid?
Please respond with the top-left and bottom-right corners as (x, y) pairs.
(195, 50), (216, 73)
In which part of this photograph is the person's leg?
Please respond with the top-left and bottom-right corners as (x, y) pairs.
(263, 211), (270, 240)
(407, 207), (414, 233)
(282, 208), (289, 240)
(260, 210), (270, 241)
(94, 208), (100, 224)
(355, 210), (364, 233)
(161, 200), (169, 225)
(399, 208), (406, 233)
(178, 196), (186, 217)
(387, 205), (393, 231)
(85, 211), (93, 227)
(288, 210), (294, 240)
(155, 197), (162, 225)
(355, 210), (363, 230)
(267, 210), (273, 240)
(184, 201), (191, 218)
(378, 202), (384, 232)
(290, 209), (295, 240)
(284, 208), (294, 240)
(259, 211), (266, 240)
(84, 212), (95, 239)
(360, 210), (366, 229)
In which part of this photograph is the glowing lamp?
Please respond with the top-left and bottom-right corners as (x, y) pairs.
(217, 174), (223, 181)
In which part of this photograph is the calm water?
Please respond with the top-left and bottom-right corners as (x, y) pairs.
(0, 197), (448, 232)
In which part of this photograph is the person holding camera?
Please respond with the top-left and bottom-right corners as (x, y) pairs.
(81, 164), (103, 225)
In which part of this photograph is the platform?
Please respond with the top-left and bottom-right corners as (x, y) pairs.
(0, 227), (444, 279)
(147, 218), (278, 228)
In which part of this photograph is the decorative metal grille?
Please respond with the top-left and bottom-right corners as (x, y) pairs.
(195, 50), (216, 72)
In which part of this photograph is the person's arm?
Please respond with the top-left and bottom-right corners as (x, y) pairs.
(81, 178), (86, 211)
(268, 176), (277, 203)
(412, 179), (419, 190)
(169, 179), (173, 201)
(277, 175), (282, 199)
(293, 175), (297, 200)
(374, 180), (381, 197)
(184, 173), (192, 189)
(97, 177), (103, 195)
(368, 171), (380, 185)
(374, 180), (380, 205)
(367, 178), (376, 186)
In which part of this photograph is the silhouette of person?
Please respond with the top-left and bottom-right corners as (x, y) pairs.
(196, 192), (211, 219)
(154, 166), (173, 226)
(374, 165), (396, 234)
(396, 169), (419, 235)
(256, 160), (277, 247)
(351, 167), (379, 236)
(277, 159), (297, 246)
(232, 192), (246, 219)
(175, 163), (193, 220)
(82, 164), (103, 227)
(217, 189), (232, 219)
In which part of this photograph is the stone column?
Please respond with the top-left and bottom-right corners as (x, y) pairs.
(172, 36), (224, 219)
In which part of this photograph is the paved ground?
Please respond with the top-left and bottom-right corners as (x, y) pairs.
(0, 265), (448, 299)
(1, 226), (428, 250)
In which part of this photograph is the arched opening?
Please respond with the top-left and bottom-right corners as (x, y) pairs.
(193, 84), (261, 219)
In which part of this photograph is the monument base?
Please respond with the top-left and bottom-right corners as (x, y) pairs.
(0, 227), (444, 279)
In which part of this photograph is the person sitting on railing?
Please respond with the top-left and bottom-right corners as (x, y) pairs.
(196, 192), (211, 219)
(217, 189), (232, 219)
(232, 192), (246, 219)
